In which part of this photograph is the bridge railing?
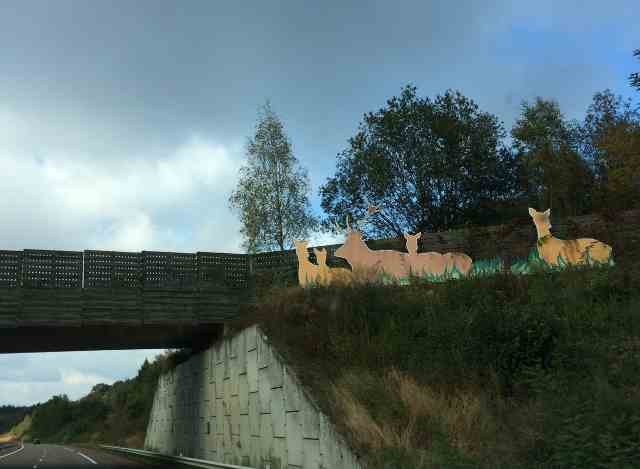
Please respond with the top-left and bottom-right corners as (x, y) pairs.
(0, 249), (253, 290)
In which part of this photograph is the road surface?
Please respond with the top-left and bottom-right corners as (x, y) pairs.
(0, 442), (179, 468)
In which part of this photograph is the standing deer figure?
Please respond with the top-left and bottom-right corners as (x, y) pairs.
(293, 240), (320, 287)
(528, 207), (613, 267)
(333, 209), (410, 281)
(313, 247), (354, 285)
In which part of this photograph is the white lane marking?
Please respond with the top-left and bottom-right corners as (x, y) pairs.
(0, 441), (25, 460)
(77, 451), (98, 465)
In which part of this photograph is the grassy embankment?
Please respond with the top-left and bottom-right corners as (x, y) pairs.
(230, 244), (640, 468)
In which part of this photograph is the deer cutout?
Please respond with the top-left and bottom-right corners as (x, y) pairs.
(404, 232), (473, 278)
(334, 208), (410, 281)
(293, 240), (320, 287)
(403, 232), (448, 277)
(528, 207), (613, 267)
(313, 247), (354, 285)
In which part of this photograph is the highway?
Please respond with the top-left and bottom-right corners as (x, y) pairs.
(0, 442), (178, 468)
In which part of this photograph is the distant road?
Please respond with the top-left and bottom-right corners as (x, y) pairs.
(0, 442), (177, 468)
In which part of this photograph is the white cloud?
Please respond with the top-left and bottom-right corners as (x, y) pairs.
(0, 350), (164, 406)
(0, 108), (246, 253)
(60, 369), (111, 386)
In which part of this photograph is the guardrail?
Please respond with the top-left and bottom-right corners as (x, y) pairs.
(99, 445), (255, 469)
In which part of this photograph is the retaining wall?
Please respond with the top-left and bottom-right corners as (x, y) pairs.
(144, 325), (362, 469)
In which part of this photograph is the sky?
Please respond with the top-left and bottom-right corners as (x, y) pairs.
(0, 0), (638, 406)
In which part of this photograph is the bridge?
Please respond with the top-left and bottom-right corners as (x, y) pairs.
(3, 209), (636, 353)
(0, 248), (304, 353)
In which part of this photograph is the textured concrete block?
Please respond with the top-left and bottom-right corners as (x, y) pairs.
(258, 367), (273, 414)
(301, 399), (320, 439)
(239, 414), (250, 451)
(215, 399), (224, 434)
(259, 412), (274, 464)
(214, 362), (224, 398)
(226, 333), (237, 358)
(283, 368), (301, 412)
(238, 373), (249, 415)
(224, 376), (232, 400)
(303, 438), (321, 469)
(271, 436), (287, 469)
(237, 330), (247, 375)
(230, 361), (239, 396)
(249, 392), (260, 436)
(209, 347), (215, 383)
(223, 350), (231, 380)
(215, 342), (224, 365)
(250, 435), (261, 468)
(246, 325), (257, 351)
(231, 435), (241, 465)
(286, 411), (303, 466)
(231, 394), (240, 436)
(271, 387), (286, 438)
(258, 333), (272, 369)
(247, 349), (258, 393)
(223, 414), (232, 453)
(266, 355), (284, 389)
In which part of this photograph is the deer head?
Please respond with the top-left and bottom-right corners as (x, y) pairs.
(528, 207), (552, 238)
(403, 232), (421, 255)
(333, 206), (380, 259)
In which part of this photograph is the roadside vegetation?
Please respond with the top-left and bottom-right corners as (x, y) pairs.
(231, 242), (640, 468)
(6, 349), (192, 448)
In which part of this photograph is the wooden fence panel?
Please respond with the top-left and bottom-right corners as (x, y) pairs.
(21, 250), (82, 288)
(197, 252), (249, 289)
(0, 250), (21, 288)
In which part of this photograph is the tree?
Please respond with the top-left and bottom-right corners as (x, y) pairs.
(511, 97), (594, 217)
(580, 89), (640, 211)
(319, 84), (521, 239)
(229, 101), (317, 253)
(630, 49), (640, 92)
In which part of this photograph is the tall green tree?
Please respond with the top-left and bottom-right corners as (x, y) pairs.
(580, 89), (640, 211)
(511, 97), (594, 216)
(229, 101), (317, 253)
(319, 84), (520, 238)
(630, 49), (640, 92)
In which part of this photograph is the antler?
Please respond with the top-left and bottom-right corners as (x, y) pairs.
(334, 205), (379, 234)
(352, 204), (379, 231)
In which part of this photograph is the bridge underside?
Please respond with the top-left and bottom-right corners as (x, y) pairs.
(0, 323), (224, 353)
(0, 286), (249, 353)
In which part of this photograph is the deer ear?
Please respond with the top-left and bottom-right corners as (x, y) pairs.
(544, 209), (550, 216)
(528, 207), (536, 217)
(416, 232), (422, 239)
(403, 232), (409, 239)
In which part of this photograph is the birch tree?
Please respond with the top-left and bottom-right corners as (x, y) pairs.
(229, 101), (317, 253)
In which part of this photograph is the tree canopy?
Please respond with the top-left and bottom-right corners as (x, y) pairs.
(229, 101), (317, 252)
(319, 84), (520, 239)
(580, 89), (640, 211)
(511, 97), (594, 217)
(630, 49), (640, 92)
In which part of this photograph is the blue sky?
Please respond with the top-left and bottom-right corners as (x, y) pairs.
(0, 0), (638, 406)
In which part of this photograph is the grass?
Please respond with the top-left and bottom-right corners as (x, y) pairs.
(231, 250), (640, 468)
